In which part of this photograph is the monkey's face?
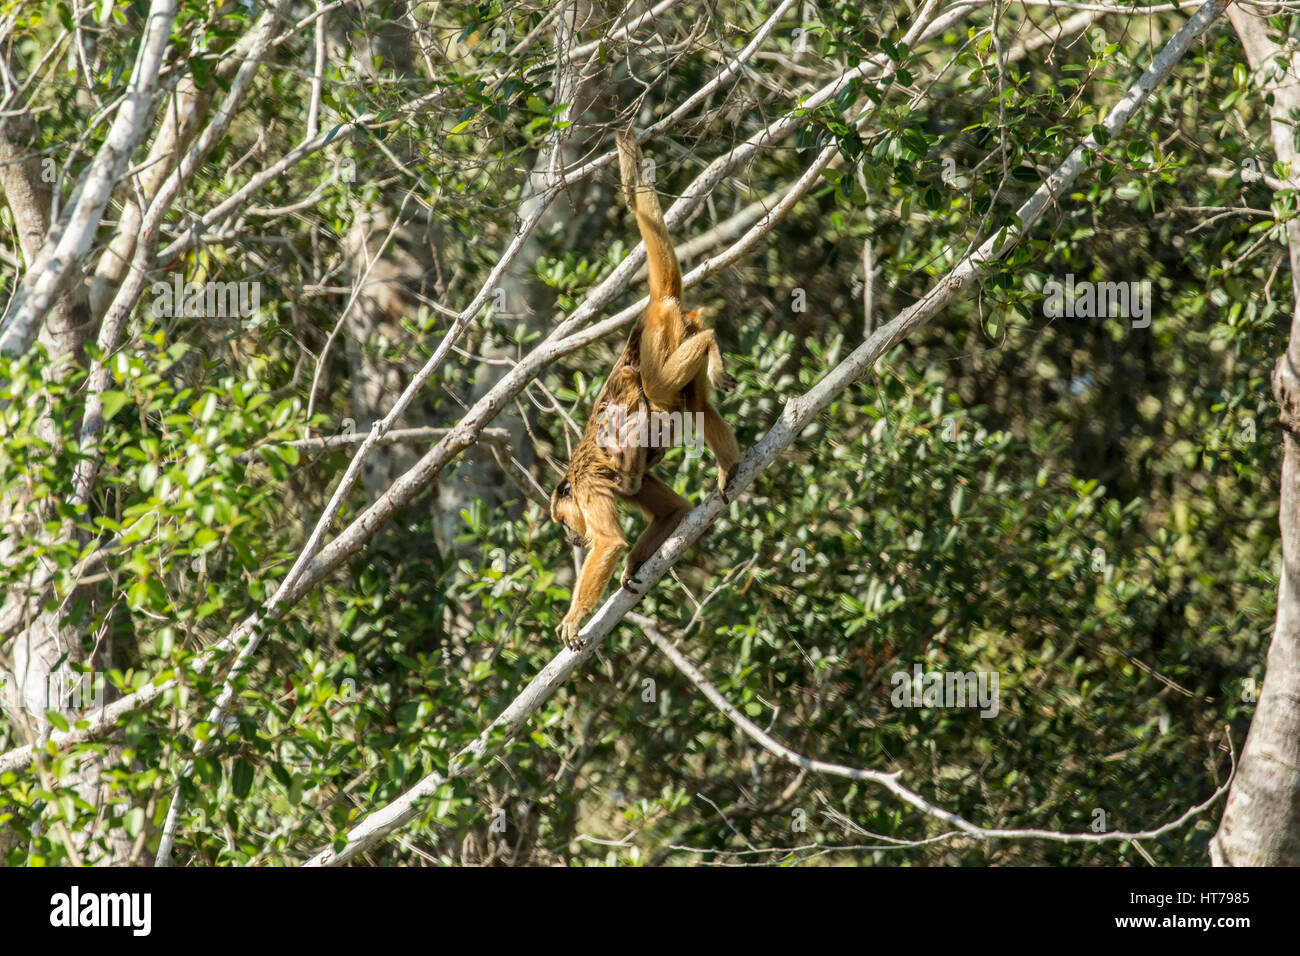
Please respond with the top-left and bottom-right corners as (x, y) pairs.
(551, 477), (585, 547)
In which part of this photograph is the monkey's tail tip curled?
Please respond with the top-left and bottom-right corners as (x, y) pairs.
(615, 128), (642, 210)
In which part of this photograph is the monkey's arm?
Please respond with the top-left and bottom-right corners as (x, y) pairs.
(557, 491), (626, 651)
(557, 535), (625, 651)
(615, 129), (682, 303)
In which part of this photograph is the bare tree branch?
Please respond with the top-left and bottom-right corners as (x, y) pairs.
(0, 0), (178, 357)
(632, 612), (1232, 849)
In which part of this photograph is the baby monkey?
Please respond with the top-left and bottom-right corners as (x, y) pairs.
(549, 129), (742, 650)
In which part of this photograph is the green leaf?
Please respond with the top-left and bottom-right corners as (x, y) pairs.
(184, 454), (208, 486)
(124, 807), (145, 838)
(189, 55), (210, 89)
(100, 390), (131, 422)
(231, 758), (254, 799)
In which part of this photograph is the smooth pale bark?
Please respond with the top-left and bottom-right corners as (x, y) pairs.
(333, 1), (434, 506)
(1211, 7), (1300, 867)
(86, 37), (258, 320)
(0, 0), (178, 357)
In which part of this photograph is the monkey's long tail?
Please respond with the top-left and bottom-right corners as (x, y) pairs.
(614, 128), (682, 302)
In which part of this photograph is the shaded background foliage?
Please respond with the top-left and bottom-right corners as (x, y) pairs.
(0, 0), (1279, 864)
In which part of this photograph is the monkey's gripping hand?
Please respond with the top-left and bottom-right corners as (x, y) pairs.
(557, 616), (585, 652)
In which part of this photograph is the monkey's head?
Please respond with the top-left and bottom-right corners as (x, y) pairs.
(551, 476), (585, 547)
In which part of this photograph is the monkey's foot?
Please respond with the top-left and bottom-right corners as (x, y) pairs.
(719, 463), (741, 503)
(557, 619), (585, 652)
(711, 368), (736, 393)
(622, 564), (645, 593)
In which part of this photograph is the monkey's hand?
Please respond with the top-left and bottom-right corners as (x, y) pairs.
(557, 617), (585, 652)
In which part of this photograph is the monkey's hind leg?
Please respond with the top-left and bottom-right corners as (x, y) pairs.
(623, 474), (691, 592)
(647, 329), (734, 396)
(701, 402), (741, 499)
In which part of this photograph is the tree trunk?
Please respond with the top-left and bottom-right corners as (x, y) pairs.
(1211, 7), (1300, 866)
